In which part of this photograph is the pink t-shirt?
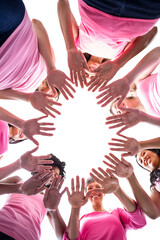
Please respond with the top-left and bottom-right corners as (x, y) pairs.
(0, 193), (47, 240)
(75, 0), (158, 59)
(0, 120), (9, 155)
(0, 9), (47, 93)
(137, 70), (160, 117)
(63, 205), (146, 240)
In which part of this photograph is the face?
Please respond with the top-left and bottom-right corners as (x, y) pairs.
(137, 150), (160, 171)
(87, 182), (104, 205)
(112, 97), (143, 115)
(37, 80), (59, 99)
(45, 166), (60, 186)
(9, 126), (26, 141)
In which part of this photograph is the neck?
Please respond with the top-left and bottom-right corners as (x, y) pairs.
(92, 204), (105, 212)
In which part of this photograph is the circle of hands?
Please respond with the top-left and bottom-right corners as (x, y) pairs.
(16, 46), (140, 212)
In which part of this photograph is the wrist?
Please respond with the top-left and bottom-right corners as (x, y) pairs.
(127, 172), (135, 181)
(15, 159), (21, 170)
(47, 66), (56, 75)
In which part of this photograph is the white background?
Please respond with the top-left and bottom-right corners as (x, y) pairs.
(0, 0), (160, 239)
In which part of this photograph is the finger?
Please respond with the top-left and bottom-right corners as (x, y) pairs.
(40, 127), (55, 131)
(121, 152), (132, 157)
(106, 119), (122, 125)
(37, 155), (52, 160)
(57, 178), (64, 191)
(117, 126), (128, 134)
(62, 86), (74, 99)
(38, 171), (53, 180)
(74, 71), (78, 87)
(65, 80), (76, 92)
(78, 72), (84, 88)
(29, 136), (39, 146)
(38, 159), (53, 164)
(38, 122), (54, 126)
(46, 99), (62, 106)
(108, 142), (124, 147)
(81, 178), (85, 193)
(101, 96), (114, 107)
(104, 155), (118, 165)
(91, 168), (105, 180)
(60, 187), (67, 196)
(109, 153), (121, 163)
(90, 172), (102, 184)
(103, 160), (116, 170)
(58, 88), (69, 100)
(109, 123), (124, 129)
(88, 77), (100, 91)
(110, 138), (126, 143)
(43, 188), (49, 202)
(106, 115), (120, 121)
(70, 69), (74, 83)
(71, 178), (75, 193)
(80, 69), (87, 86)
(35, 185), (47, 194)
(38, 131), (54, 137)
(36, 115), (48, 121)
(96, 89), (109, 99)
(36, 165), (53, 171)
(28, 146), (39, 155)
(41, 108), (55, 118)
(121, 155), (131, 164)
(109, 147), (125, 152)
(92, 79), (104, 92)
(106, 168), (116, 178)
(66, 187), (71, 198)
(116, 133), (128, 139)
(98, 167), (109, 177)
(76, 176), (80, 192)
(47, 105), (61, 115)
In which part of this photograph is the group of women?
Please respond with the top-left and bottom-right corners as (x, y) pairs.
(0, 0), (160, 239)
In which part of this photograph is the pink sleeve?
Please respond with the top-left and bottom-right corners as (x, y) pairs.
(118, 203), (146, 230)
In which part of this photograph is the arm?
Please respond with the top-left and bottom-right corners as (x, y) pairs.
(0, 176), (22, 195)
(43, 176), (67, 239)
(128, 172), (160, 219)
(115, 26), (158, 72)
(0, 160), (21, 180)
(104, 153), (160, 219)
(67, 207), (80, 240)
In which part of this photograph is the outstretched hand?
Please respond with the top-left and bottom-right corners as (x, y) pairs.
(87, 60), (120, 92)
(20, 147), (53, 172)
(96, 78), (130, 107)
(66, 176), (91, 208)
(108, 134), (140, 156)
(21, 115), (55, 145)
(105, 108), (142, 133)
(103, 153), (133, 179)
(29, 91), (61, 118)
(20, 171), (53, 195)
(47, 69), (76, 100)
(90, 167), (119, 194)
(43, 176), (66, 210)
(67, 48), (89, 88)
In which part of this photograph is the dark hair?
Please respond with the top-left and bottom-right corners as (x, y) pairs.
(150, 169), (160, 189)
(32, 154), (66, 179)
(83, 52), (110, 64)
(135, 149), (160, 172)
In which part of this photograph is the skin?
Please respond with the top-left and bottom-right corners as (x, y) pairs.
(9, 126), (26, 141)
(45, 166), (60, 186)
(137, 150), (160, 171)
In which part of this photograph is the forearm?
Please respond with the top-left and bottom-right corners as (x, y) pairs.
(140, 111), (160, 126)
(139, 137), (160, 150)
(67, 207), (80, 240)
(0, 183), (21, 195)
(114, 186), (136, 212)
(0, 89), (31, 101)
(0, 107), (24, 128)
(128, 172), (159, 219)
(57, 0), (76, 50)
(0, 160), (21, 180)
(48, 209), (66, 240)
(32, 19), (56, 72)
(124, 46), (160, 85)
(115, 27), (157, 72)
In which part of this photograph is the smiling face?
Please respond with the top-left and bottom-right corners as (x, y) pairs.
(9, 126), (26, 141)
(137, 150), (160, 172)
(87, 181), (104, 206)
(45, 166), (60, 186)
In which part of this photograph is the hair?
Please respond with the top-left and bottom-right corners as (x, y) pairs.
(32, 154), (66, 179)
(136, 149), (160, 170)
(150, 169), (160, 189)
(83, 52), (110, 64)
(8, 124), (28, 144)
(85, 177), (95, 192)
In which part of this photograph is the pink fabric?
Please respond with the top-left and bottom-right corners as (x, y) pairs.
(0, 120), (9, 155)
(0, 193), (47, 240)
(63, 205), (146, 240)
(0, 9), (47, 93)
(137, 70), (160, 117)
(75, 0), (158, 58)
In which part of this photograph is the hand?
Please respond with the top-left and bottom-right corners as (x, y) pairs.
(87, 60), (120, 92)
(96, 78), (130, 107)
(21, 115), (55, 145)
(105, 108), (141, 133)
(43, 176), (66, 210)
(67, 48), (89, 88)
(20, 147), (54, 172)
(103, 153), (133, 178)
(90, 167), (119, 194)
(20, 171), (53, 195)
(66, 176), (91, 208)
(29, 91), (61, 118)
(108, 134), (140, 156)
(47, 69), (76, 100)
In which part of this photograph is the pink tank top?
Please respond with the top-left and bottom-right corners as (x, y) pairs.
(0, 120), (8, 155)
(0, 9), (47, 93)
(75, 0), (158, 59)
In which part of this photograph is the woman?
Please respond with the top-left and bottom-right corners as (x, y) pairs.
(57, 0), (159, 90)
(0, 0), (76, 144)
(63, 171), (146, 240)
(104, 152), (160, 219)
